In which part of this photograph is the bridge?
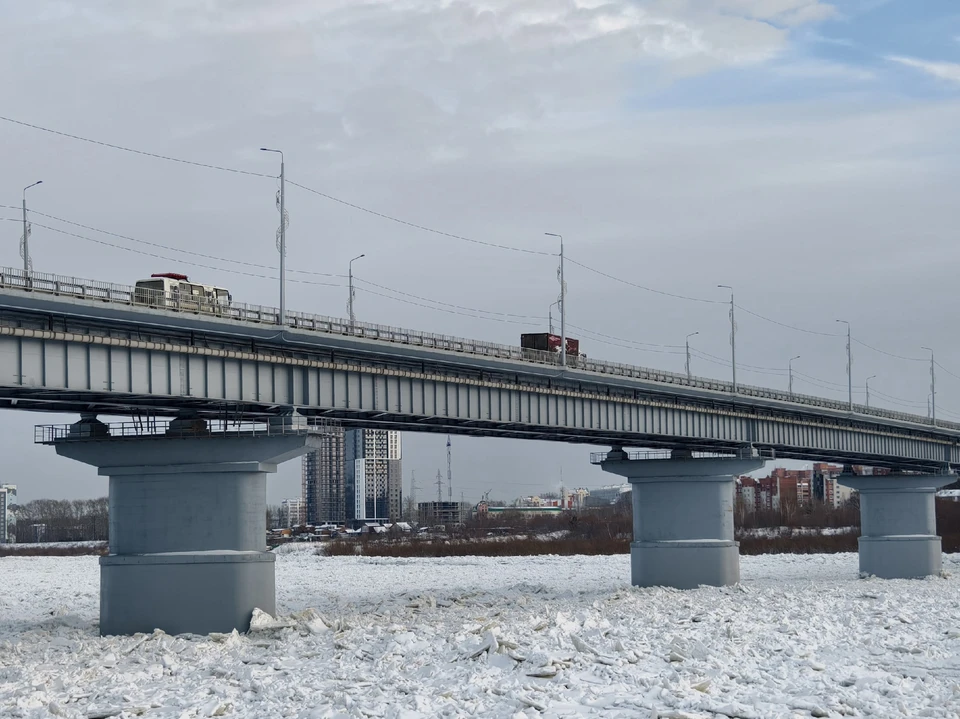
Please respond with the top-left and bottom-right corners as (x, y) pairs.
(1, 266), (953, 634)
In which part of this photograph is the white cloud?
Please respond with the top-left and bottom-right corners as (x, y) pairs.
(888, 55), (960, 83)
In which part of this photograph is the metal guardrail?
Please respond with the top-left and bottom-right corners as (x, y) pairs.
(589, 447), (765, 464)
(1, 266), (953, 433)
(35, 417), (340, 444)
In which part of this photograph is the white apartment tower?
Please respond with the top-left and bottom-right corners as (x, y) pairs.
(345, 429), (402, 522)
(0, 485), (17, 543)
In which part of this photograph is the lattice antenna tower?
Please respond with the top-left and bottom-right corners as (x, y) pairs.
(446, 435), (453, 501)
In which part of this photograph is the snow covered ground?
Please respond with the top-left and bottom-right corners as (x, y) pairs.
(2, 550), (960, 718)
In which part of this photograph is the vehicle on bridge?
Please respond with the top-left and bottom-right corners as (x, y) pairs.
(134, 273), (232, 314)
(521, 332), (582, 366)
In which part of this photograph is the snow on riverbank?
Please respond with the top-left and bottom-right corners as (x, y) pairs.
(2, 553), (960, 717)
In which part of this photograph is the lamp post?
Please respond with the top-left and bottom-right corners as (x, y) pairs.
(548, 300), (560, 335)
(22, 180), (42, 274)
(260, 148), (285, 325)
(348, 254), (365, 329)
(545, 232), (566, 367)
(789, 355), (800, 396)
(685, 332), (699, 380)
(922, 347), (935, 425)
(836, 319), (852, 411)
(717, 285), (736, 392)
(865, 375), (876, 408)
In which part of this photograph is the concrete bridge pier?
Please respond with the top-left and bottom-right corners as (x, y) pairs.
(839, 473), (954, 579)
(595, 448), (764, 589)
(47, 414), (321, 636)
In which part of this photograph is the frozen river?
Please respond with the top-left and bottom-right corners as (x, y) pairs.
(1, 549), (959, 718)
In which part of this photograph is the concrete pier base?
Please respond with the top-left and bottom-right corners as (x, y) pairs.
(839, 473), (954, 579)
(52, 420), (320, 636)
(597, 450), (764, 589)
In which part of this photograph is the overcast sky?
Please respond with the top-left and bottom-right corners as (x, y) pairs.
(3, 0), (960, 504)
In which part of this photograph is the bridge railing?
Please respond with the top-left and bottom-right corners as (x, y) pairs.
(1, 266), (952, 433)
(34, 417), (338, 443)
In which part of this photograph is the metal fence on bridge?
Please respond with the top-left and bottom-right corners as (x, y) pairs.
(1, 266), (951, 433)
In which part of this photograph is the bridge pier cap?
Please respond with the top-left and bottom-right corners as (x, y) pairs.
(41, 415), (326, 637)
(839, 472), (955, 580)
(594, 448), (764, 590)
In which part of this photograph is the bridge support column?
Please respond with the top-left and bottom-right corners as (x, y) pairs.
(596, 449), (764, 589)
(839, 473), (954, 579)
(49, 416), (320, 636)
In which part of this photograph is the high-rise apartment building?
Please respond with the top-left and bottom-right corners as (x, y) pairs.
(302, 428), (402, 525)
(279, 498), (306, 528)
(346, 429), (402, 522)
(302, 429), (346, 525)
(1, 484), (17, 543)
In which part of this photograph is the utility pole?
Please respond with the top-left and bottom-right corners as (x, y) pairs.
(836, 320), (852, 411)
(923, 347), (936, 425)
(260, 148), (287, 325)
(545, 233), (566, 367)
(446, 435), (453, 501)
(348, 254), (365, 329)
(789, 355), (800, 396)
(685, 332), (698, 380)
(21, 180), (42, 275)
(865, 375), (876, 408)
(718, 286), (736, 392)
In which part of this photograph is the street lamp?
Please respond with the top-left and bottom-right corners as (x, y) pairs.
(836, 320), (852, 411)
(789, 355), (800, 396)
(545, 232), (566, 368)
(717, 285), (736, 392)
(865, 375), (876, 408)
(922, 347), (936, 425)
(348, 254), (365, 328)
(548, 299), (560, 335)
(22, 180), (42, 274)
(260, 148), (286, 325)
(685, 332), (699, 380)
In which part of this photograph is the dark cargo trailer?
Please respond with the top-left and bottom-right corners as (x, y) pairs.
(520, 333), (580, 356)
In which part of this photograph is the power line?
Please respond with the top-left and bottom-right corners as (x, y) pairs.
(352, 277), (545, 320)
(564, 322), (684, 350)
(4, 115), (958, 385)
(935, 361), (960, 383)
(0, 115), (273, 178)
(28, 222), (343, 287)
(734, 304), (842, 338)
(689, 347), (787, 374)
(0, 113), (555, 257)
(565, 256), (723, 304)
(852, 338), (925, 363)
(0, 205), (343, 280)
(287, 180), (554, 257)
(352, 285), (543, 326)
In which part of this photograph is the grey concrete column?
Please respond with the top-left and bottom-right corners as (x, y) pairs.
(839, 473), (954, 579)
(598, 451), (764, 589)
(54, 429), (321, 636)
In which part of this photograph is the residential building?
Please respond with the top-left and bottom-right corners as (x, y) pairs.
(813, 463), (846, 508)
(346, 429), (402, 523)
(418, 501), (463, 526)
(302, 428), (346, 525)
(279, 498), (306, 528)
(0, 484), (16, 543)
